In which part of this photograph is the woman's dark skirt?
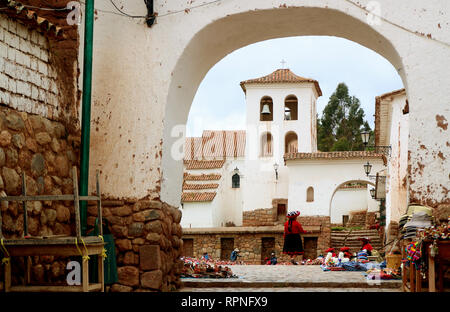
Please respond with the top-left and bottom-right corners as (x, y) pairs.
(282, 233), (304, 255)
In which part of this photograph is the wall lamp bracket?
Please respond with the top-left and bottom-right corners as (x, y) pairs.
(144, 0), (156, 27)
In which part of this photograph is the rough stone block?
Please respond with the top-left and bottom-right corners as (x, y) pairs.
(117, 266), (139, 287)
(139, 245), (161, 271)
(140, 270), (163, 290)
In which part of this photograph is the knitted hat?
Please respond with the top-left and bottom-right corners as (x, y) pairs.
(287, 210), (300, 219)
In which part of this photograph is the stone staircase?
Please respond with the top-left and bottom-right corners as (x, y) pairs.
(331, 229), (383, 253)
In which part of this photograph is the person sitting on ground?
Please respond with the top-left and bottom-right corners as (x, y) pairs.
(358, 237), (374, 256)
(230, 248), (240, 262)
(269, 252), (277, 265)
(338, 247), (352, 263)
(202, 252), (210, 261)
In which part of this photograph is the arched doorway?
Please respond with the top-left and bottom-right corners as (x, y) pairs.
(329, 180), (377, 226)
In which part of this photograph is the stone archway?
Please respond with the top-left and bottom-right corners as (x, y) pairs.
(161, 4), (409, 207)
(87, 0), (450, 292)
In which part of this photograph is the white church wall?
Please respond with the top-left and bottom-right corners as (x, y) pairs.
(385, 93), (409, 225)
(287, 158), (384, 216)
(181, 202), (214, 228)
(331, 188), (368, 224)
(330, 187), (379, 224)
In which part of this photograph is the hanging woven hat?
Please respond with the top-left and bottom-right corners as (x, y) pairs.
(287, 210), (300, 219)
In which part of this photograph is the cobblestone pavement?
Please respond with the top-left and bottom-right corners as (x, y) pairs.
(180, 265), (402, 292)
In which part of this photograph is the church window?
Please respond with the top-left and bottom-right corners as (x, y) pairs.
(260, 96), (273, 121)
(261, 132), (273, 156)
(232, 173), (240, 188)
(306, 186), (314, 202)
(284, 95), (298, 120)
(285, 131), (298, 153)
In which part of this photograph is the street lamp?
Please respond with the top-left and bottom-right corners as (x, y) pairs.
(370, 188), (376, 199)
(364, 161), (372, 176)
(360, 130), (391, 156)
(273, 163), (279, 180)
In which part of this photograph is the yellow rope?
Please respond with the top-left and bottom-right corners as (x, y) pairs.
(1, 238), (10, 265)
(98, 235), (107, 259)
(75, 238), (90, 262)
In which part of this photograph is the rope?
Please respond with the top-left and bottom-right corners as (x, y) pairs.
(98, 235), (107, 259)
(75, 238), (90, 262)
(0, 238), (10, 265)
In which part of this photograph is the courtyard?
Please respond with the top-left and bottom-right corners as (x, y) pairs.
(179, 265), (401, 292)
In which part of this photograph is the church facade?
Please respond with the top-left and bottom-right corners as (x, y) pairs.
(180, 69), (386, 262)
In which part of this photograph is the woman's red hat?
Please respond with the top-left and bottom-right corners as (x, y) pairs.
(287, 211), (300, 219)
(340, 247), (350, 252)
(325, 248), (335, 252)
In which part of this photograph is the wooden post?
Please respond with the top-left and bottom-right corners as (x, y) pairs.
(82, 254), (89, 292)
(410, 263), (416, 292)
(415, 267), (422, 292)
(4, 259), (11, 292)
(72, 167), (81, 240)
(429, 252), (436, 292)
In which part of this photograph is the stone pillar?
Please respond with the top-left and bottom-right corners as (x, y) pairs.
(88, 199), (183, 292)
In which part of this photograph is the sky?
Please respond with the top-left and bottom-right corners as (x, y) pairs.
(186, 36), (404, 137)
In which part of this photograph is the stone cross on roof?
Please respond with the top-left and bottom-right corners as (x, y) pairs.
(280, 59), (287, 68)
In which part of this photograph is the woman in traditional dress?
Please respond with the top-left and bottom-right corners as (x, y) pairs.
(282, 210), (309, 264)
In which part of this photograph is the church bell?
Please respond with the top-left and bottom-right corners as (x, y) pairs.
(261, 103), (271, 115)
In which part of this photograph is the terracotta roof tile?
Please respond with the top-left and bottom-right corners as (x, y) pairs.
(181, 192), (216, 202)
(240, 68), (322, 96)
(284, 151), (384, 161)
(183, 183), (219, 190)
(184, 160), (226, 170)
(0, 1), (65, 38)
(184, 130), (246, 160)
(184, 173), (222, 181)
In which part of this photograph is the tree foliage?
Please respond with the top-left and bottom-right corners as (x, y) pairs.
(317, 83), (372, 152)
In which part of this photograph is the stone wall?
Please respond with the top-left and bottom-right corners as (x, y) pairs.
(0, 106), (79, 285)
(183, 216), (331, 263)
(86, 199), (183, 292)
(242, 207), (278, 226)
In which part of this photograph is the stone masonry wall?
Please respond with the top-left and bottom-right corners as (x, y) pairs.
(87, 199), (183, 292)
(183, 216), (331, 264)
(242, 207), (278, 226)
(0, 107), (80, 286)
(0, 14), (61, 119)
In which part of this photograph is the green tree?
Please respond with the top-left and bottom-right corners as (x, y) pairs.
(317, 83), (371, 152)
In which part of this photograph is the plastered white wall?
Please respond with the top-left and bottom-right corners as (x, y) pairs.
(81, 1), (450, 209)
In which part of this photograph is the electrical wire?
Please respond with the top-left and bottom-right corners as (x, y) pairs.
(108, 0), (146, 18)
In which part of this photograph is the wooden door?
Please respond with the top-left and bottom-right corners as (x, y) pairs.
(261, 237), (276, 264)
(220, 238), (234, 260)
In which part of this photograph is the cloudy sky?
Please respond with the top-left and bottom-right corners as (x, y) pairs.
(186, 36), (404, 137)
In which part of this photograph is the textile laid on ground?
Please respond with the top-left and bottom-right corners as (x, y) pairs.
(180, 257), (237, 278)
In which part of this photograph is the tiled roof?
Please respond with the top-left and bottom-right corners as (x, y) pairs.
(240, 68), (322, 96)
(284, 151), (384, 161)
(184, 130), (246, 160)
(0, 0), (65, 38)
(184, 159), (226, 170)
(183, 183), (219, 190)
(184, 173), (222, 181)
(181, 192), (217, 202)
